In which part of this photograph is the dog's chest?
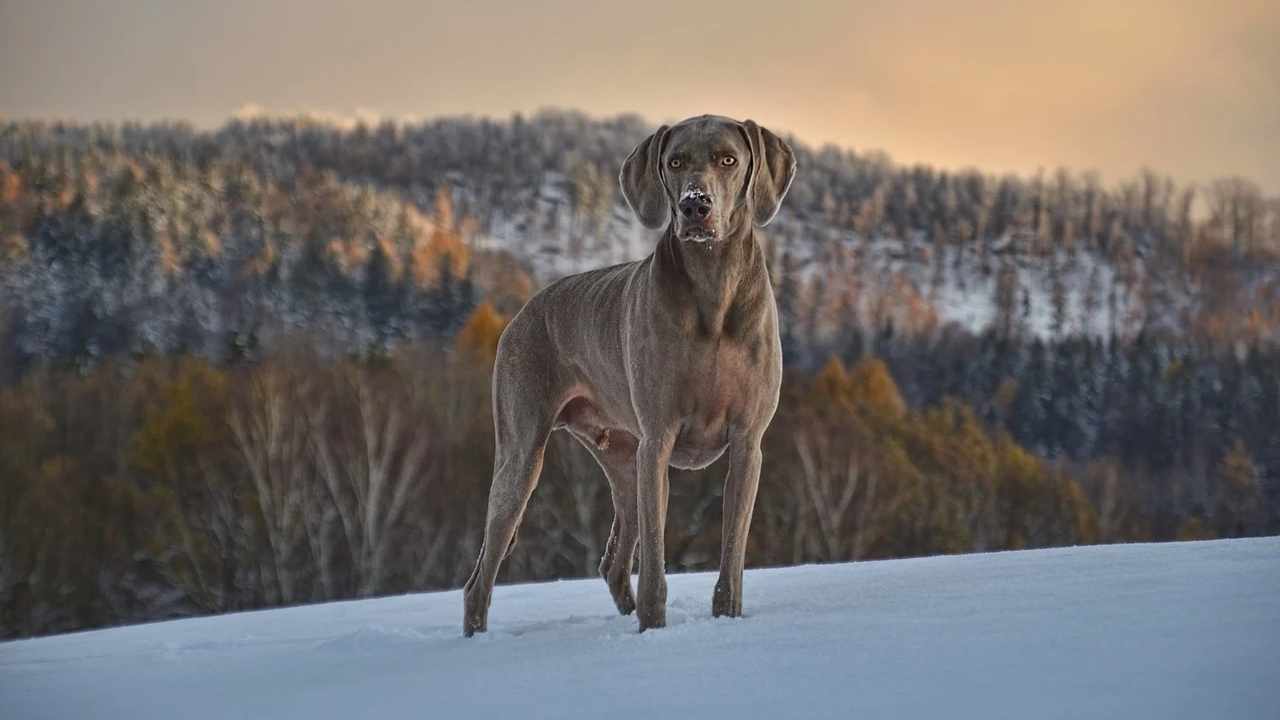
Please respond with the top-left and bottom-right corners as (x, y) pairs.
(666, 334), (779, 462)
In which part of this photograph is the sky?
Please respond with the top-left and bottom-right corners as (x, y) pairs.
(2, 0), (1278, 191)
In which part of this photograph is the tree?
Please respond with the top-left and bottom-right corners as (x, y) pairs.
(307, 359), (442, 596)
(1214, 439), (1262, 537)
(846, 357), (906, 419)
(455, 302), (507, 366)
(993, 261), (1021, 339)
(227, 362), (317, 604)
(363, 241), (403, 349)
(130, 358), (249, 613)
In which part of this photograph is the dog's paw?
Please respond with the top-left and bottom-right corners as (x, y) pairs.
(462, 594), (489, 637)
(613, 584), (636, 616)
(712, 578), (743, 618)
(636, 606), (667, 632)
(463, 613), (487, 637)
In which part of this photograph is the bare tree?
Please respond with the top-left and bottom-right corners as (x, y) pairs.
(228, 364), (315, 604)
(309, 361), (437, 596)
(793, 427), (893, 562)
(1206, 177), (1265, 257)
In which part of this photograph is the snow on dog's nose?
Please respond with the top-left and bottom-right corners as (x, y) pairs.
(678, 187), (713, 220)
(677, 187), (716, 242)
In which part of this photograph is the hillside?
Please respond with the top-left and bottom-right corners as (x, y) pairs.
(3, 113), (1278, 371)
(4, 537), (1277, 719)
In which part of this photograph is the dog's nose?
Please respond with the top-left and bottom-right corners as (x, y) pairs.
(678, 192), (712, 220)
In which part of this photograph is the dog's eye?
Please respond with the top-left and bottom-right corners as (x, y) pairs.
(721, 156), (737, 167)
(668, 158), (682, 169)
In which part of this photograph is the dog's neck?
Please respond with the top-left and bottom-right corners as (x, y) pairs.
(653, 221), (770, 338)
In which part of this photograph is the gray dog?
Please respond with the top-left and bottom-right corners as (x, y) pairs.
(463, 114), (796, 635)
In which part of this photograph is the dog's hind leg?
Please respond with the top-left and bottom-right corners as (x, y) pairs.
(462, 426), (550, 636)
(595, 436), (639, 615)
(558, 397), (640, 616)
(570, 427), (640, 615)
(462, 313), (558, 637)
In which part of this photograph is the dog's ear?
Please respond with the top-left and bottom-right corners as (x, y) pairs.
(741, 120), (797, 227)
(619, 125), (671, 229)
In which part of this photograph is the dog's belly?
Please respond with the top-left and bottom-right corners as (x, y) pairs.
(667, 417), (731, 470)
(669, 441), (728, 470)
(556, 393), (728, 469)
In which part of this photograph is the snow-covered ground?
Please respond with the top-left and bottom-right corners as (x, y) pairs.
(4, 538), (1278, 719)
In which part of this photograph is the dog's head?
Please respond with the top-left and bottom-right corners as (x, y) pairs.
(619, 115), (796, 243)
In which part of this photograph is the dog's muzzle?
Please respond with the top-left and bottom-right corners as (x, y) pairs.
(678, 188), (716, 242)
(680, 226), (717, 243)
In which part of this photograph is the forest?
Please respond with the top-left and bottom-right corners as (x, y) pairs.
(1, 112), (1276, 638)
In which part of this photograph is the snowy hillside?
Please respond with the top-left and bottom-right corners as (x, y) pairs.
(4, 538), (1277, 719)
(474, 182), (1150, 340)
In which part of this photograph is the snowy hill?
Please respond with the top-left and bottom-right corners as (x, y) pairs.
(475, 190), (1143, 340)
(4, 538), (1278, 719)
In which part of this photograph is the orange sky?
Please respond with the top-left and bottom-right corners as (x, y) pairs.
(3, 0), (1277, 191)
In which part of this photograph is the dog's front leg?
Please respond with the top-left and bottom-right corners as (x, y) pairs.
(635, 430), (676, 631)
(714, 436), (763, 618)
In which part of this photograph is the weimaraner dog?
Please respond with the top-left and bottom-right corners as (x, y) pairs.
(463, 114), (796, 635)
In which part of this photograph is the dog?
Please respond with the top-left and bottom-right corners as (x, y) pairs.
(463, 114), (796, 635)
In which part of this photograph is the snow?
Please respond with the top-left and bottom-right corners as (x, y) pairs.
(786, 231), (1132, 339)
(478, 187), (1151, 340)
(4, 537), (1278, 719)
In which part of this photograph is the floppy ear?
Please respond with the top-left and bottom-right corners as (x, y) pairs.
(742, 120), (797, 227)
(619, 125), (671, 229)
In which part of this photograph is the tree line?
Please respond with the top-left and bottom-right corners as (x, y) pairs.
(3, 317), (1272, 638)
(0, 326), (1090, 638)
